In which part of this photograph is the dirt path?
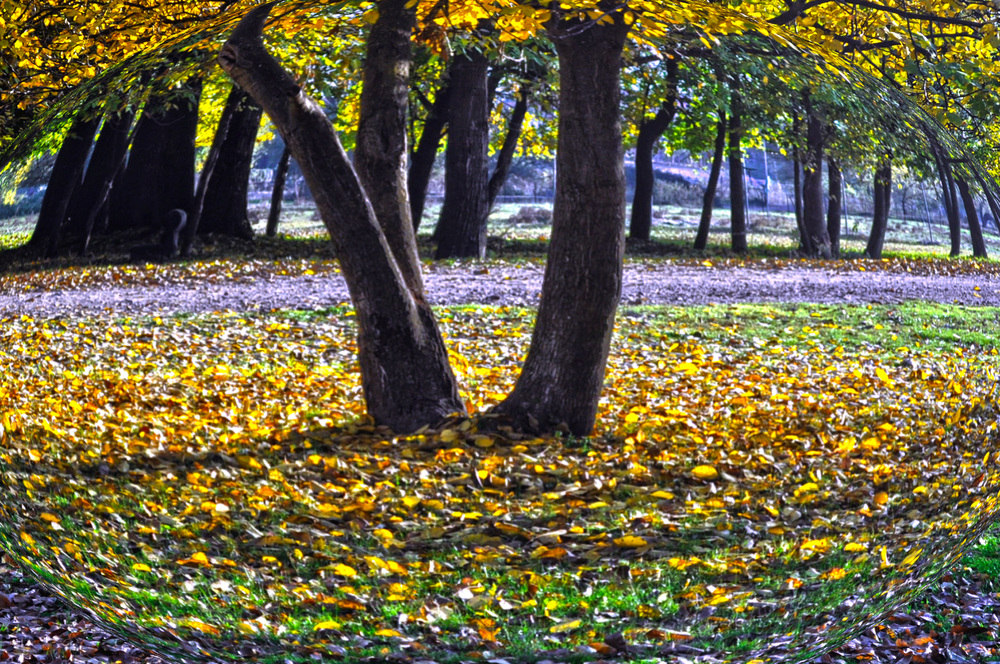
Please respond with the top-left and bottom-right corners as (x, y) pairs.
(4, 263), (1000, 316)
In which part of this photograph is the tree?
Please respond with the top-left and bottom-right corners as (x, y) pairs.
(493, 7), (629, 434)
(727, 81), (748, 254)
(220, 0), (464, 432)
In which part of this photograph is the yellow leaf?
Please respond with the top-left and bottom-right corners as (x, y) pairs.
(613, 535), (648, 548)
(132, 563), (152, 573)
(691, 465), (718, 480)
(873, 491), (889, 506)
(180, 618), (220, 635)
(375, 628), (403, 637)
(550, 619), (581, 633)
(333, 563), (357, 577)
(314, 620), (341, 630)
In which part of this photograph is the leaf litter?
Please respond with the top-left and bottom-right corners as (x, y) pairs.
(0, 295), (997, 662)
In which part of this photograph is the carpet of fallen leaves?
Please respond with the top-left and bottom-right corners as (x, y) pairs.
(0, 302), (998, 663)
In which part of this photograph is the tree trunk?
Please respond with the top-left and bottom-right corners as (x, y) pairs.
(64, 106), (135, 254)
(408, 79), (450, 230)
(110, 80), (201, 233)
(28, 111), (102, 257)
(931, 146), (961, 257)
(791, 117), (806, 251)
(866, 158), (891, 258)
(220, 2), (463, 432)
(434, 49), (491, 259)
(487, 83), (530, 210)
(827, 157), (842, 257)
(728, 87), (747, 254)
(957, 177), (987, 258)
(694, 113), (726, 251)
(629, 58), (679, 241)
(355, 0), (424, 291)
(493, 13), (629, 435)
(265, 145), (291, 237)
(196, 85), (263, 240)
(801, 108), (830, 257)
(972, 170), (1000, 235)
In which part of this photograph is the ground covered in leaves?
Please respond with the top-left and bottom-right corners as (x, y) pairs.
(0, 255), (999, 663)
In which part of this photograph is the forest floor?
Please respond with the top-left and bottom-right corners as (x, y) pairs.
(1, 252), (1000, 663)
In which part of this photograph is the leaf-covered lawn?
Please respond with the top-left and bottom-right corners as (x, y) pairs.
(0, 302), (997, 662)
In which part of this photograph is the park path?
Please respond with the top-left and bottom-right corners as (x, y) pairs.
(3, 262), (1000, 316)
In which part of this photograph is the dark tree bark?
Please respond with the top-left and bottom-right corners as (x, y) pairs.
(791, 117), (805, 250)
(629, 57), (680, 241)
(434, 49), (491, 259)
(956, 177), (987, 258)
(409, 79), (450, 229)
(220, 1), (463, 432)
(265, 145), (291, 237)
(866, 158), (891, 258)
(110, 80), (201, 233)
(196, 85), (263, 240)
(827, 157), (842, 257)
(354, 1), (424, 292)
(28, 111), (102, 257)
(800, 107), (831, 257)
(930, 142), (962, 257)
(64, 106), (135, 254)
(972, 169), (1000, 235)
(487, 83), (531, 210)
(493, 12), (629, 435)
(728, 86), (747, 254)
(694, 113), (726, 251)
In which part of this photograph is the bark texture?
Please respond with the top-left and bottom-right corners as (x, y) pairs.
(266, 145), (291, 237)
(957, 177), (987, 258)
(694, 114), (726, 251)
(728, 87), (747, 254)
(494, 13), (629, 435)
(354, 0), (423, 292)
(866, 158), (891, 258)
(800, 109), (830, 257)
(28, 112), (102, 257)
(197, 85), (262, 240)
(629, 58), (679, 241)
(110, 81), (200, 233)
(487, 83), (530, 210)
(408, 79), (450, 229)
(827, 157), (842, 257)
(434, 50), (491, 259)
(219, 2), (463, 432)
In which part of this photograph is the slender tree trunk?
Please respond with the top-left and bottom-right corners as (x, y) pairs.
(487, 84), (530, 210)
(409, 79), (451, 229)
(196, 85), (263, 241)
(972, 170), (1000, 235)
(494, 13), (629, 435)
(827, 157), (842, 257)
(64, 106), (135, 253)
(266, 145), (291, 237)
(956, 177), (987, 258)
(791, 117), (806, 251)
(220, 2), (463, 432)
(930, 144), (961, 257)
(110, 79), (201, 233)
(28, 111), (102, 257)
(866, 158), (891, 258)
(801, 108), (830, 257)
(694, 113), (726, 251)
(354, 0), (424, 289)
(629, 58), (679, 241)
(434, 50), (491, 259)
(728, 86), (747, 254)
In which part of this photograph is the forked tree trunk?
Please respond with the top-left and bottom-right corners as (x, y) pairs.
(866, 158), (891, 258)
(434, 50), (491, 259)
(28, 111), (102, 257)
(65, 106), (135, 253)
(827, 157), (842, 257)
(197, 85), (263, 240)
(266, 145), (291, 237)
(409, 78), (451, 229)
(629, 58), (679, 241)
(801, 108), (830, 257)
(694, 113), (726, 251)
(956, 177), (987, 258)
(493, 12), (629, 435)
(220, 1), (463, 432)
(728, 87), (747, 254)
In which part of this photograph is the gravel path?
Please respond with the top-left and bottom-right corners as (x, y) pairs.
(4, 263), (1000, 316)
